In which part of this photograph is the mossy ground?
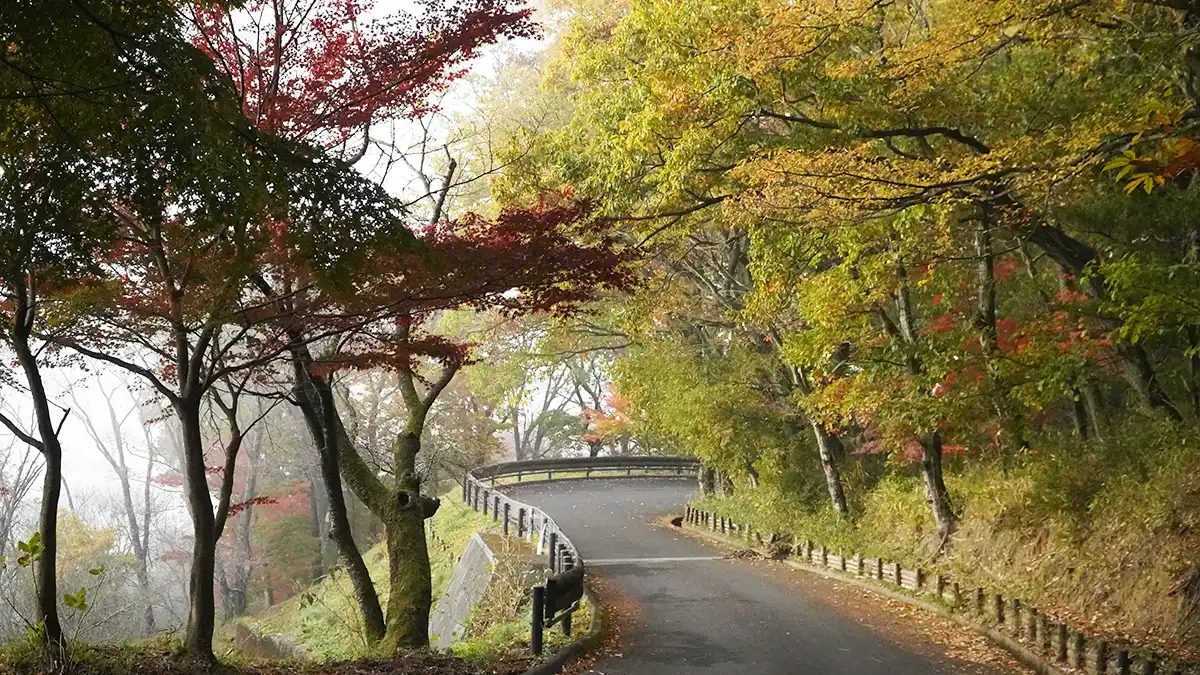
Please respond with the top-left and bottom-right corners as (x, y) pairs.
(240, 488), (580, 663)
(0, 642), (531, 675)
(244, 491), (504, 660)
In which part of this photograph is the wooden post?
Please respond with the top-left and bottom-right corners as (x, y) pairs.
(482, 491), (490, 515)
(893, 564), (902, 586)
(1115, 649), (1129, 675)
(915, 568), (925, 591)
(1029, 608), (1040, 648)
(545, 578), (557, 633)
(875, 558), (884, 581)
(518, 508), (527, 538)
(563, 611), (573, 637)
(472, 486), (480, 511)
(839, 551), (847, 572)
(548, 532), (558, 572)
(493, 496), (500, 522)
(821, 547), (829, 567)
(935, 574), (945, 598)
(855, 555), (864, 576)
(993, 594), (1005, 625)
(974, 588), (985, 615)
(503, 502), (511, 536)
(1091, 639), (1108, 674)
(1070, 632), (1085, 669)
(1056, 623), (1068, 662)
(1010, 598), (1022, 636)
(531, 586), (545, 655)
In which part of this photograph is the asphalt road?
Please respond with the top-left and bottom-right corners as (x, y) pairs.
(504, 478), (1022, 675)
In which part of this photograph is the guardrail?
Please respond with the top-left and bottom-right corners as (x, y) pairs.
(471, 455), (701, 485)
(461, 455), (699, 654)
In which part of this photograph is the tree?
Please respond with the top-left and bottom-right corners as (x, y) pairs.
(276, 197), (634, 650)
(183, 0), (540, 650)
(67, 377), (157, 634)
(3, 1), (426, 659)
(500, 0), (1200, 541)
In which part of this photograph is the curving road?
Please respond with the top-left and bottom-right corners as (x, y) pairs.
(505, 478), (1024, 675)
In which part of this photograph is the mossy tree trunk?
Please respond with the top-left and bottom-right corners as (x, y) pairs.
(378, 431), (439, 652)
(325, 321), (460, 653)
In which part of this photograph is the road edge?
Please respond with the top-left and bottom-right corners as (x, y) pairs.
(679, 521), (1069, 675)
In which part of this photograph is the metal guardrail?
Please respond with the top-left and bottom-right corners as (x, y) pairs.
(471, 455), (701, 485)
(461, 455), (699, 654)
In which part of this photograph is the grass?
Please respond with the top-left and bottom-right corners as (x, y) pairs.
(452, 596), (590, 662)
(246, 492), (501, 660)
(0, 642), (533, 675)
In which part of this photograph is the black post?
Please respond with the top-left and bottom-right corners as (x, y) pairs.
(531, 585), (545, 655)
(462, 475), (468, 502)
(493, 495), (500, 522)
(482, 490), (490, 515)
(545, 578), (557, 629)
(472, 485), (480, 511)
(503, 502), (511, 535)
(518, 508), (527, 537)
(563, 611), (573, 637)
(548, 531), (559, 572)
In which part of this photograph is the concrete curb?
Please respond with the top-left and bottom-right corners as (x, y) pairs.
(521, 584), (607, 675)
(681, 522), (1071, 675)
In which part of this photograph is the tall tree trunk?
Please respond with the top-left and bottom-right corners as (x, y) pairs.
(1071, 391), (1090, 440)
(307, 478), (327, 582)
(141, 446), (155, 634)
(379, 431), (435, 652)
(112, 444), (153, 634)
(225, 438), (258, 618)
(892, 258), (956, 537)
(293, 363), (387, 643)
(587, 439), (603, 458)
(920, 432), (955, 539)
(698, 465), (715, 495)
(810, 421), (848, 515)
(9, 289), (65, 651)
(974, 217), (1028, 455)
(177, 400), (217, 660)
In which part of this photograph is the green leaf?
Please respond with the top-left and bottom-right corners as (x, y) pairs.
(89, 566), (105, 576)
(63, 588), (87, 611)
(1103, 156), (1129, 172)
